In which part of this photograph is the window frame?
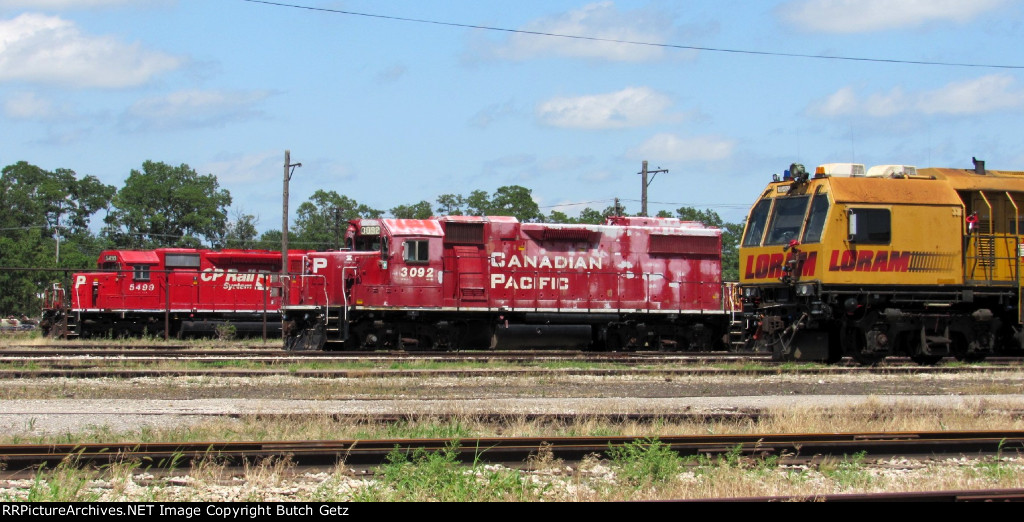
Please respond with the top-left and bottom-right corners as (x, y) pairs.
(132, 265), (151, 282)
(742, 199), (773, 247)
(847, 207), (891, 245)
(764, 195), (811, 246)
(403, 239), (430, 264)
(801, 193), (830, 244)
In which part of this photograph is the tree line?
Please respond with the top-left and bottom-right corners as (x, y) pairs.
(0, 160), (743, 315)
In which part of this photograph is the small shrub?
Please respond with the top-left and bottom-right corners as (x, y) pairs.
(818, 451), (871, 488)
(607, 438), (683, 487)
(215, 323), (237, 341)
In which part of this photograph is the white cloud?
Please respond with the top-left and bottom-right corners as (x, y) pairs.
(777, 0), (1009, 33)
(121, 89), (274, 131)
(808, 86), (908, 118)
(484, 1), (681, 62)
(917, 75), (1024, 115)
(808, 75), (1024, 118)
(0, 0), (149, 8)
(0, 13), (181, 87)
(537, 87), (673, 129)
(201, 150), (281, 186)
(470, 100), (517, 129)
(4, 91), (59, 119)
(628, 134), (735, 162)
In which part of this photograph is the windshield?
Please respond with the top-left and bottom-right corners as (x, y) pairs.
(742, 199), (772, 247)
(764, 196), (810, 246)
(801, 194), (830, 244)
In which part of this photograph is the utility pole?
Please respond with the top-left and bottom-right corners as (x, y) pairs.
(638, 160), (668, 217)
(282, 150), (301, 305)
(333, 206), (344, 250)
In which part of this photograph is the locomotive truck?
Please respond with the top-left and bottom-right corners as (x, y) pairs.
(738, 159), (1024, 364)
(282, 215), (732, 351)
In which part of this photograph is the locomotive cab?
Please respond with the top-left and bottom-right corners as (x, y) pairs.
(740, 160), (1024, 364)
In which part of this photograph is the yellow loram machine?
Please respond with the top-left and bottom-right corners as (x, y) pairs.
(738, 159), (1024, 364)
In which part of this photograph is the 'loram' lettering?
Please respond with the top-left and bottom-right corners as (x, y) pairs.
(743, 251), (818, 279)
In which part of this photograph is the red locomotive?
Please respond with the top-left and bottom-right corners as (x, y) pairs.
(283, 215), (730, 351)
(41, 248), (308, 338)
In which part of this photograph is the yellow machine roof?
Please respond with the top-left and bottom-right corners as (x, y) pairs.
(821, 177), (963, 206)
(919, 167), (1024, 192)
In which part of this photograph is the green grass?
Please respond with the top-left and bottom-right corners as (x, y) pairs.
(818, 451), (871, 488)
(352, 419), (476, 440)
(606, 437), (684, 487)
(352, 441), (544, 501)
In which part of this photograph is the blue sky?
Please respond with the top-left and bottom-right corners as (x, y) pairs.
(2, 0), (1023, 231)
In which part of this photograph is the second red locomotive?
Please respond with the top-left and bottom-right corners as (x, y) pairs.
(283, 215), (730, 351)
(42, 248), (308, 338)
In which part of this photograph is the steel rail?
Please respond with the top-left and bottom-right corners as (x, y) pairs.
(699, 488), (1024, 502)
(2, 430), (1022, 471)
(2, 363), (1020, 379)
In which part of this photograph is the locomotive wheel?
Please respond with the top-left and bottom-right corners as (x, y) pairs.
(951, 333), (986, 363)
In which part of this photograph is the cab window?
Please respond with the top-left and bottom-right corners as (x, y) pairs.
(403, 240), (429, 264)
(742, 199), (772, 247)
(801, 194), (830, 243)
(848, 208), (891, 244)
(133, 265), (151, 281)
(765, 196), (810, 245)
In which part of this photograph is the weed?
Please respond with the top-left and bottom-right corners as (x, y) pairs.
(21, 459), (103, 502)
(818, 451), (872, 488)
(607, 438), (683, 487)
(355, 441), (541, 501)
(972, 438), (1016, 481)
(215, 324), (237, 341)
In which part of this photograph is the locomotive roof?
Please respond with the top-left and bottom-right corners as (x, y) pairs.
(920, 167), (1024, 192)
(111, 251), (161, 264)
(380, 219), (445, 237)
(205, 251), (282, 264)
(824, 176), (962, 206)
(438, 215), (519, 224)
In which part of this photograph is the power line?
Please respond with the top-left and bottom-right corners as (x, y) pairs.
(537, 199), (615, 209)
(620, 198), (751, 209)
(241, 0), (1024, 70)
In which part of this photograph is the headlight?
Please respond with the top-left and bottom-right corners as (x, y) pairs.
(741, 286), (760, 299)
(795, 283), (816, 297)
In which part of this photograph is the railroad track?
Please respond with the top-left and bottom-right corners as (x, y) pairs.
(0, 347), (764, 359)
(4, 346), (1023, 367)
(2, 363), (1022, 379)
(3, 430), (1022, 471)
(705, 489), (1024, 502)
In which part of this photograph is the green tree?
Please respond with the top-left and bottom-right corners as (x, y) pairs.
(546, 210), (571, 223)
(220, 211), (260, 249)
(489, 185), (542, 222)
(292, 190), (383, 250)
(0, 162), (115, 315)
(390, 200), (434, 219)
(436, 186), (542, 222)
(255, 229), (283, 251)
(464, 189), (491, 216)
(435, 194), (465, 215)
(102, 161), (231, 248)
(675, 206), (743, 281)
(571, 205), (625, 224)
